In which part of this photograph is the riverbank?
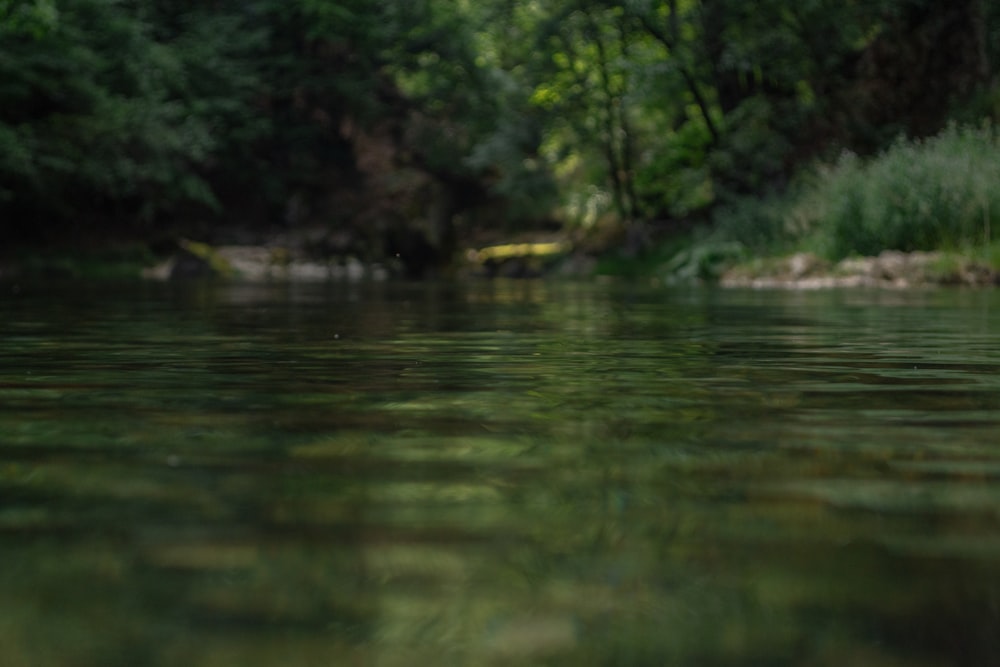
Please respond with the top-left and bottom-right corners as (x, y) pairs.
(138, 237), (593, 282)
(0, 234), (591, 283)
(3, 238), (997, 289)
(720, 249), (998, 288)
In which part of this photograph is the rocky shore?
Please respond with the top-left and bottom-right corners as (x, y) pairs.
(9, 238), (994, 288)
(141, 241), (390, 282)
(140, 237), (592, 282)
(720, 250), (999, 289)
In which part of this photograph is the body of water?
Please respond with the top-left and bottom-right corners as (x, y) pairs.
(2, 280), (1000, 666)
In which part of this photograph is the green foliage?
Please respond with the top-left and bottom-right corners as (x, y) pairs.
(2, 0), (998, 263)
(708, 96), (792, 199)
(797, 125), (1000, 259)
(710, 192), (800, 255)
(709, 124), (1000, 263)
(0, 0), (265, 228)
(11, 242), (155, 280)
(631, 108), (715, 219)
(593, 227), (744, 283)
(0, 0), (58, 38)
(659, 237), (745, 283)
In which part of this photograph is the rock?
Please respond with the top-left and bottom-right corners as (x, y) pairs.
(875, 250), (909, 281)
(141, 258), (174, 281)
(721, 249), (957, 289)
(167, 251), (215, 280)
(344, 256), (365, 281)
(216, 246), (274, 280)
(788, 252), (826, 279)
(835, 256), (878, 279)
(555, 253), (598, 278)
(482, 614), (577, 660)
(285, 262), (331, 281)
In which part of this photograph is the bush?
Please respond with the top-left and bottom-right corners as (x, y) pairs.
(799, 124), (1000, 259)
(710, 192), (798, 255)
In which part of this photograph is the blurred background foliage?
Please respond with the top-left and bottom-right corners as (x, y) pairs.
(1, 0), (997, 269)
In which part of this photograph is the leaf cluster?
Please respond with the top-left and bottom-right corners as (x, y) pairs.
(1, 0), (266, 232)
(2, 0), (997, 262)
(805, 124), (1000, 259)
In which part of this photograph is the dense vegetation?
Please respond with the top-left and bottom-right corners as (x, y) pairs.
(787, 125), (1000, 259)
(2, 0), (998, 273)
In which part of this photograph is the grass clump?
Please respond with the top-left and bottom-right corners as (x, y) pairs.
(708, 123), (1000, 266)
(797, 124), (1000, 259)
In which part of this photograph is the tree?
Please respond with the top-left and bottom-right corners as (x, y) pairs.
(3, 0), (997, 262)
(0, 0), (266, 240)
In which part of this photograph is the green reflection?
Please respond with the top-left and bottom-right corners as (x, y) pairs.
(1, 282), (1000, 665)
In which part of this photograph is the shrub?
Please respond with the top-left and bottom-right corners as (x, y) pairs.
(799, 124), (1000, 259)
(710, 192), (798, 255)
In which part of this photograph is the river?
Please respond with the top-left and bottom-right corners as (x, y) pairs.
(2, 279), (999, 666)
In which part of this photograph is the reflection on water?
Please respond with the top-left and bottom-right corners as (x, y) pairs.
(2, 280), (1000, 665)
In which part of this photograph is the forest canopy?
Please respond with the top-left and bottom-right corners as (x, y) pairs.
(2, 0), (997, 267)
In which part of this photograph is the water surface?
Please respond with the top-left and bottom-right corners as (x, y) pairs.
(2, 280), (1000, 666)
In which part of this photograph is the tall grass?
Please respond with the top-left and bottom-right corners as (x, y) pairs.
(795, 124), (1000, 259)
(659, 124), (1000, 282)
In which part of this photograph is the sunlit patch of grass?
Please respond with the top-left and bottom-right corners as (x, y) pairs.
(972, 238), (1000, 269)
(921, 240), (1000, 284)
(925, 252), (967, 281)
